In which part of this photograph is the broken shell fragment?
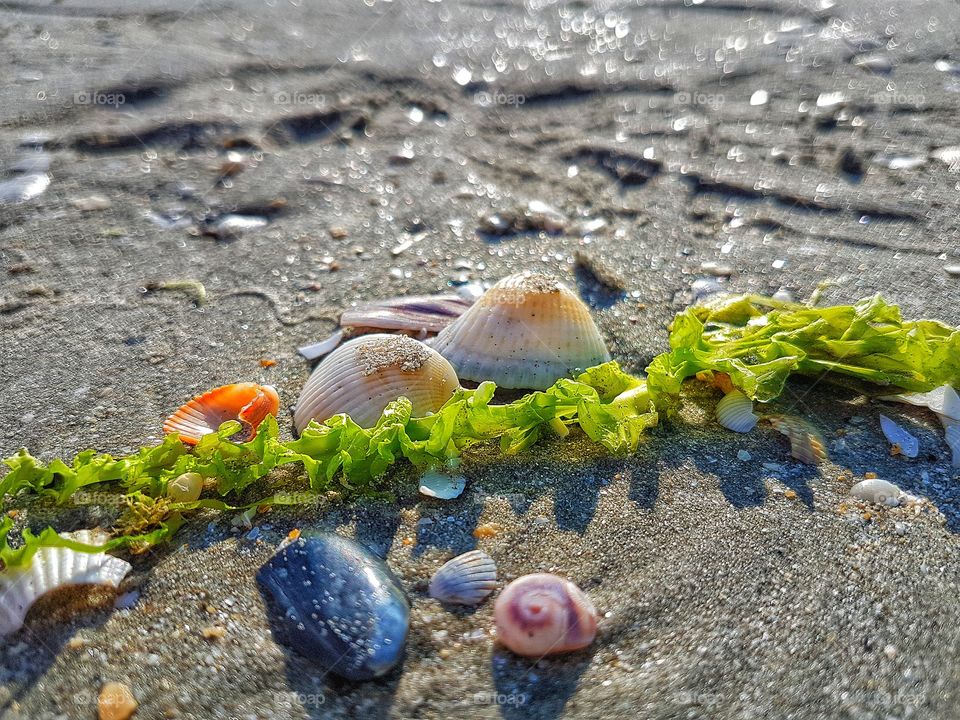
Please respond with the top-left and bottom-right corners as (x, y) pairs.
(418, 469), (466, 500)
(0, 530), (132, 637)
(294, 334), (459, 432)
(879, 384), (960, 422)
(879, 415), (919, 458)
(163, 383), (280, 445)
(429, 550), (498, 605)
(850, 478), (902, 507)
(430, 272), (610, 389)
(766, 415), (828, 465)
(493, 573), (598, 657)
(715, 390), (758, 433)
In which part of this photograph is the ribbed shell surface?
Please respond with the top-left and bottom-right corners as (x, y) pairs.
(0, 530), (132, 636)
(429, 272), (610, 389)
(715, 390), (758, 433)
(294, 334), (459, 432)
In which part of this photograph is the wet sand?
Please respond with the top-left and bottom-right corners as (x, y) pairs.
(1, 0), (960, 718)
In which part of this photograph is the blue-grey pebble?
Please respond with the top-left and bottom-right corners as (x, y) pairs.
(257, 533), (409, 681)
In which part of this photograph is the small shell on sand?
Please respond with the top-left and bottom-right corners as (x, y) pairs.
(767, 415), (828, 465)
(493, 573), (598, 657)
(879, 415), (918, 458)
(98, 681), (137, 720)
(163, 383), (280, 445)
(850, 478), (902, 507)
(429, 550), (498, 605)
(0, 530), (132, 637)
(716, 390), (758, 433)
(419, 469), (466, 500)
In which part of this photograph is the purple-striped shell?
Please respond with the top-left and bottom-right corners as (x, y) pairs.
(428, 550), (497, 605)
(493, 573), (598, 657)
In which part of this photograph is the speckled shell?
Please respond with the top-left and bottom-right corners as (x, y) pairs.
(716, 390), (758, 433)
(850, 478), (902, 506)
(879, 414), (919, 458)
(294, 334), (460, 432)
(163, 383), (280, 445)
(429, 272), (611, 390)
(0, 530), (132, 637)
(767, 415), (828, 465)
(257, 534), (409, 681)
(429, 550), (497, 605)
(493, 573), (598, 657)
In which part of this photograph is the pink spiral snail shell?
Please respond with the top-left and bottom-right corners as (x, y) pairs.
(493, 573), (598, 657)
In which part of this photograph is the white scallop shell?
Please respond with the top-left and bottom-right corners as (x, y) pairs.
(429, 550), (498, 605)
(429, 272), (610, 390)
(418, 469), (466, 500)
(0, 530), (132, 636)
(294, 334), (460, 432)
(879, 384), (960, 422)
(850, 478), (902, 507)
(945, 423), (960, 468)
(715, 390), (758, 433)
(879, 414), (919, 458)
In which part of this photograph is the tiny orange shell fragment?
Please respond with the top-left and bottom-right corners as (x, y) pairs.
(473, 522), (504, 539)
(287, 529), (301, 542)
(163, 383), (280, 446)
(784, 489), (797, 500)
(865, 471), (878, 479)
(259, 358), (277, 368)
(98, 682), (137, 720)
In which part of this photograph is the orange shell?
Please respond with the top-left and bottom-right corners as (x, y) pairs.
(163, 383), (280, 445)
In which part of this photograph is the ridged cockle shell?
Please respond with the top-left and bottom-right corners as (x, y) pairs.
(294, 334), (459, 432)
(493, 573), (598, 657)
(0, 530), (132, 637)
(429, 550), (497, 605)
(163, 383), (279, 445)
(715, 390), (758, 433)
(429, 272), (610, 390)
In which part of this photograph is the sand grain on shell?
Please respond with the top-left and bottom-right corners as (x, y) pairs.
(354, 335), (432, 376)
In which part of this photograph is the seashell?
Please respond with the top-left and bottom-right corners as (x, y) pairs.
(257, 533), (409, 681)
(429, 550), (497, 605)
(766, 415), (828, 465)
(879, 415), (918, 458)
(945, 424), (960, 468)
(163, 383), (280, 446)
(0, 530), (132, 636)
(418, 468), (466, 500)
(493, 573), (598, 657)
(716, 390), (759, 433)
(879, 384), (960, 422)
(340, 294), (474, 335)
(294, 334), (459, 432)
(297, 328), (345, 361)
(430, 272), (610, 390)
(850, 478), (902, 507)
(167, 472), (203, 503)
